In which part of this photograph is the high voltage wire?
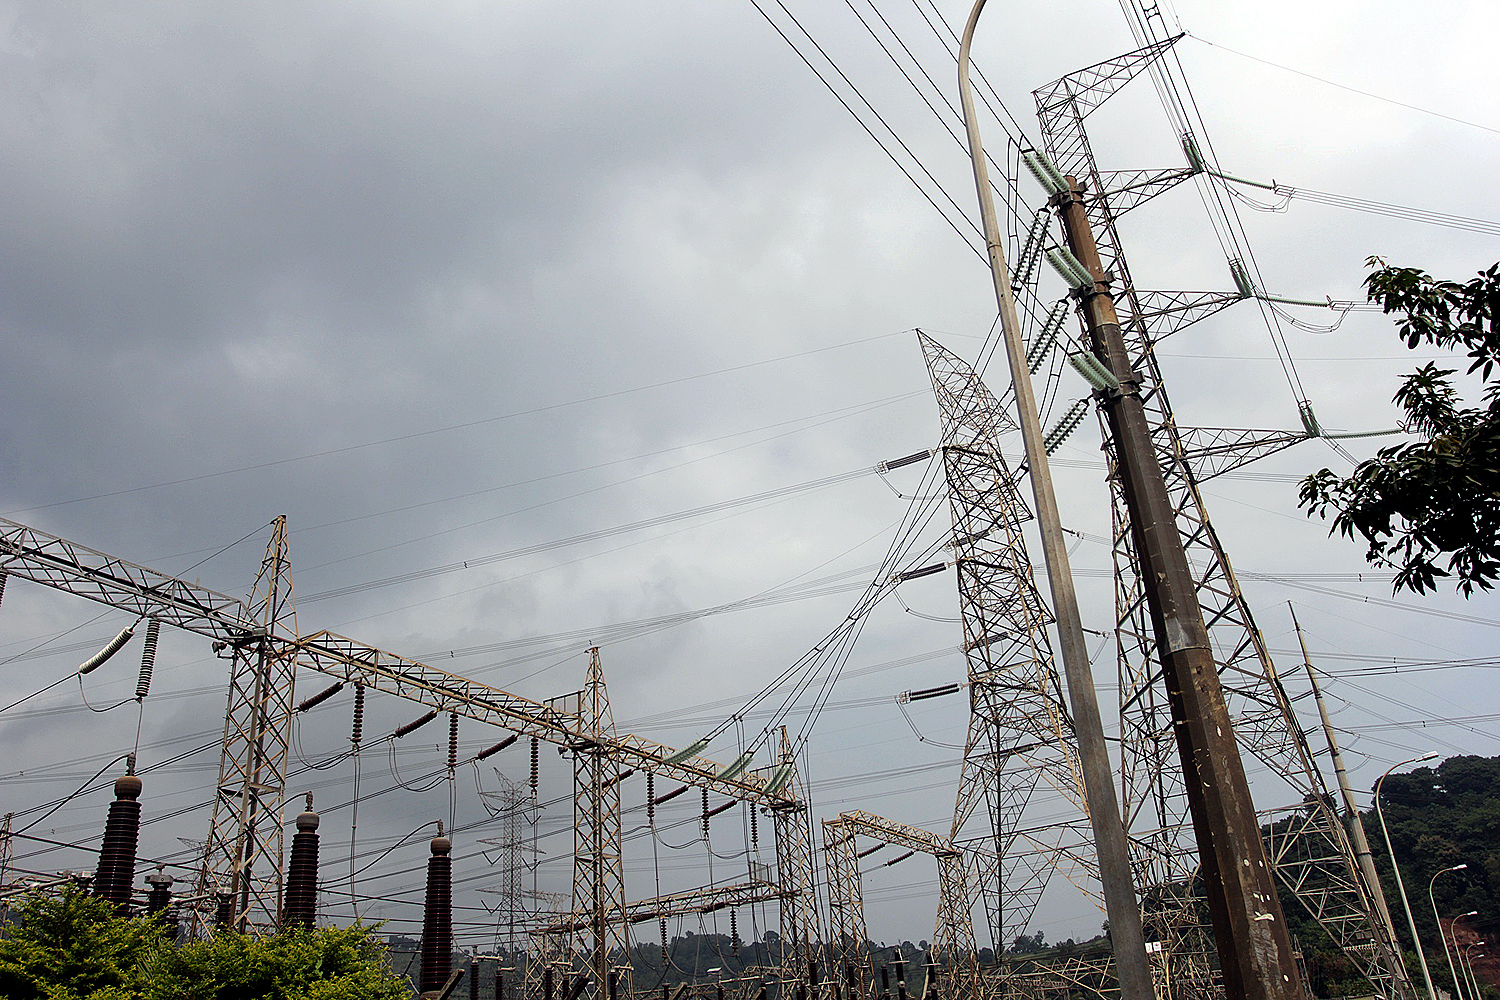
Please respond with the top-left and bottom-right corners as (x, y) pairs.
(1, 329), (912, 519)
(300, 467), (872, 605)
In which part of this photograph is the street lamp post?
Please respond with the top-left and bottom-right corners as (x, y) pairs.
(1429, 868), (1470, 1000)
(1460, 943), (1485, 1000)
(1452, 911), (1481, 1000)
(953, 5), (1153, 1000)
(1377, 753), (1441, 1000)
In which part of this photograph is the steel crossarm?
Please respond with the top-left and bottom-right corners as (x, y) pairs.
(292, 631), (795, 809)
(0, 516), (250, 640)
(541, 878), (787, 933)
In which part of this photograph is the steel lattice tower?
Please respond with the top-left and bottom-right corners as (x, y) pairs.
(194, 515), (298, 934)
(770, 728), (826, 997)
(572, 649), (631, 1000)
(480, 771), (532, 961)
(921, 333), (1091, 991)
(1030, 39), (1405, 1000)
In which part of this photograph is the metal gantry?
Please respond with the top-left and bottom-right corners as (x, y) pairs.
(0, 514), (820, 983)
(822, 810), (976, 1000)
(1030, 39), (1406, 1000)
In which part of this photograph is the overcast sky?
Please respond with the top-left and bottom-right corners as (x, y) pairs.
(2, 0), (1497, 957)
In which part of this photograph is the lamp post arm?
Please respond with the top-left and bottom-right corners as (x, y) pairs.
(955, 5), (1152, 999)
(1378, 764), (1439, 1000)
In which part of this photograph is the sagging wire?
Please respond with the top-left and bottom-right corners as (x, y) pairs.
(892, 588), (959, 624)
(1225, 184), (1292, 214)
(895, 691), (966, 751)
(2, 617), (141, 716)
(320, 819), (442, 889)
(1267, 301), (1357, 335)
(14, 753), (133, 836)
(387, 728), (447, 794)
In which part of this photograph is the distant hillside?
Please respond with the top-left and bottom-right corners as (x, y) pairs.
(1275, 754), (1499, 999)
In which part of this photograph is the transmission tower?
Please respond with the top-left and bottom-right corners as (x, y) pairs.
(569, 649), (631, 1000)
(479, 771), (533, 960)
(920, 333), (1093, 995)
(1029, 38), (1406, 1000)
(194, 516), (298, 934)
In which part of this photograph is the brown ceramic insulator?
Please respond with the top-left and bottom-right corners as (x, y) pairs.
(282, 805), (320, 929)
(447, 713), (459, 771)
(351, 684), (365, 746)
(135, 619), (159, 699)
(419, 833), (453, 995)
(94, 773), (143, 911)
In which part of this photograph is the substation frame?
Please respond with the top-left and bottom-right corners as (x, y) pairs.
(1023, 35), (1408, 1000)
(822, 810), (976, 1000)
(0, 516), (825, 1000)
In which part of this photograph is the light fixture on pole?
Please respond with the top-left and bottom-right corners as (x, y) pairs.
(1430, 868), (1470, 1000)
(1377, 753), (1441, 1000)
(1451, 911), (1480, 1000)
(1459, 942), (1485, 1000)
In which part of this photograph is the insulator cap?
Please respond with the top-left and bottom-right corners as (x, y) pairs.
(431, 835), (452, 855)
(296, 809), (320, 832)
(114, 775), (143, 800)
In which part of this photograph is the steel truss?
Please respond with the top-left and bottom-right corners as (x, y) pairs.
(195, 516), (297, 933)
(572, 650), (632, 999)
(920, 334), (1097, 998)
(0, 515), (820, 980)
(821, 811), (975, 1000)
(1032, 39), (1404, 1000)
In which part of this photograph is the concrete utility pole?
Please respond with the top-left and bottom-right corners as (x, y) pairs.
(1293, 605), (1413, 997)
(1051, 175), (1307, 1000)
(956, 6), (1153, 1000)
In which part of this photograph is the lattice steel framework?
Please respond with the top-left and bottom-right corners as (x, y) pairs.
(479, 772), (531, 958)
(1032, 40), (1403, 1000)
(920, 334), (1091, 989)
(570, 650), (631, 1000)
(822, 811), (977, 1000)
(770, 728), (826, 998)
(196, 516), (297, 934)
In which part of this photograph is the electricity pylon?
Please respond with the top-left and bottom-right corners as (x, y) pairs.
(195, 515), (298, 934)
(1029, 37), (1406, 1000)
(921, 333), (1093, 996)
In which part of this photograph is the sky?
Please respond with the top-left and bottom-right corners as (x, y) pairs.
(2, 0), (1498, 961)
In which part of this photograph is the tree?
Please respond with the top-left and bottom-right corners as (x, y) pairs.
(0, 885), (162, 1000)
(1299, 259), (1500, 594)
(0, 886), (411, 1000)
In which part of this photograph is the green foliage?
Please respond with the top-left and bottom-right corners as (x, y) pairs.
(1299, 259), (1500, 594)
(145, 924), (411, 1000)
(0, 885), (164, 1000)
(0, 888), (409, 1000)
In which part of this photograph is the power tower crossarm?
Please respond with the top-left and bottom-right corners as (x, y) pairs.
(293, 631), (795, 809)
(0, 517), (251, 639)
(835, 811), (956, 858)
(541, 879), (788, 934)
(1096, 167), (1194, 213)
(0, 517), (796, 810)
